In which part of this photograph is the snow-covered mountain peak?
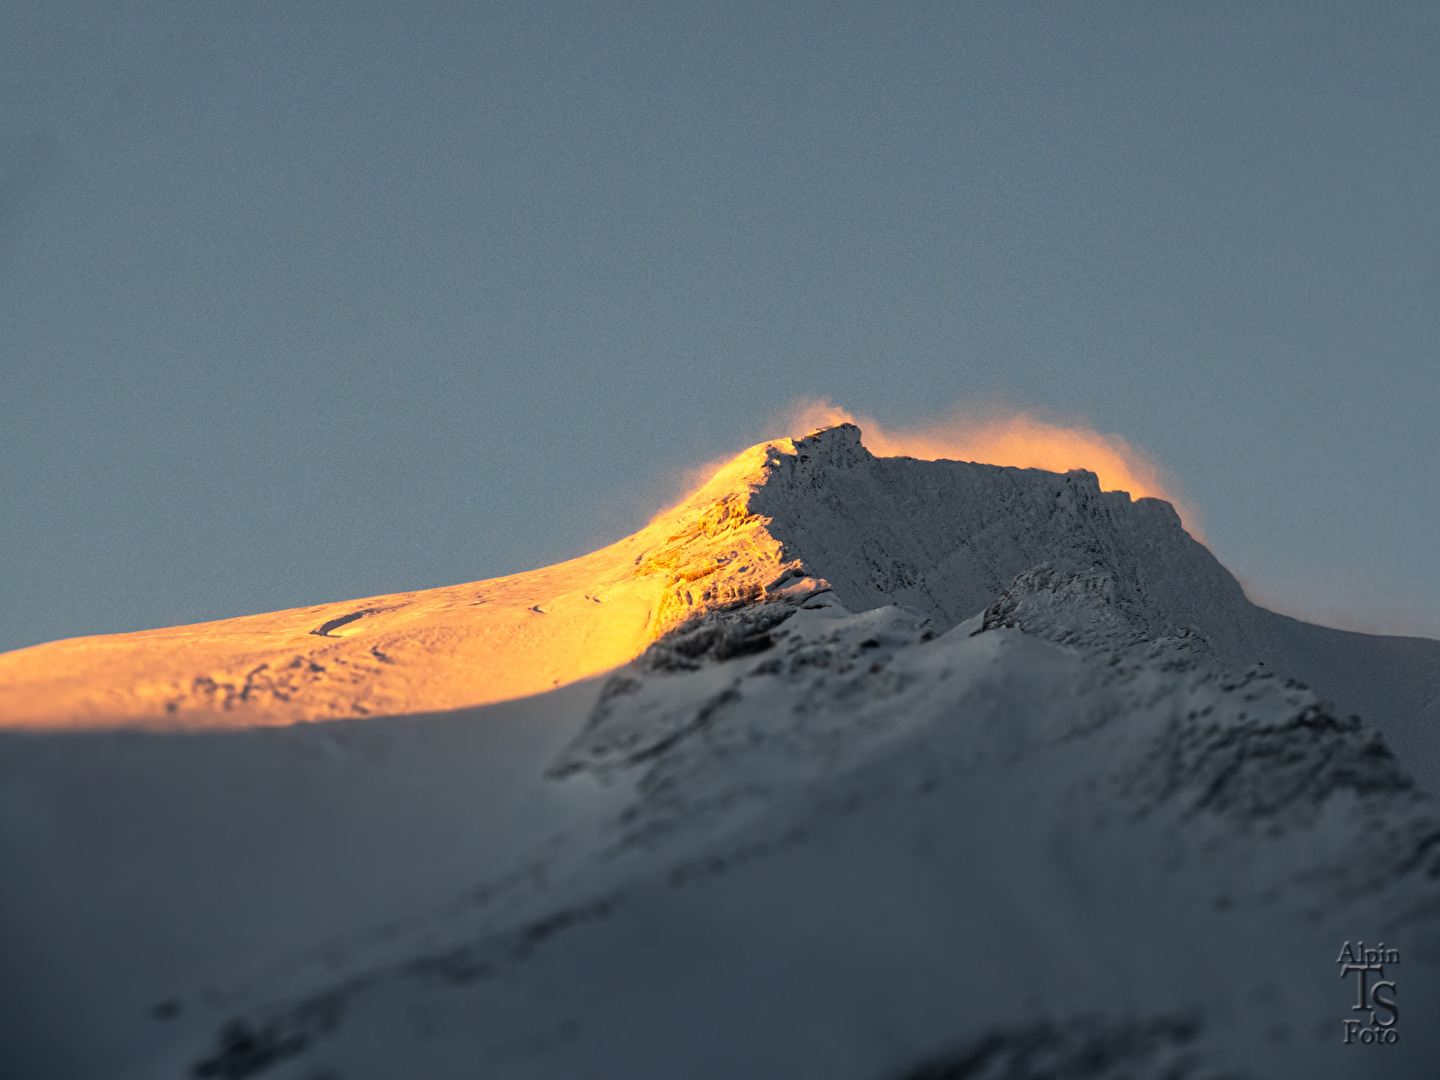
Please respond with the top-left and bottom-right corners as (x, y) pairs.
(0, 422), (1430, 752)
(710, 423), (1240, 651)
(6, 423), (1440, 1079)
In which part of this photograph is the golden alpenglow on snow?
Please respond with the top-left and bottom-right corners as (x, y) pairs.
(0, 431), (833, 729)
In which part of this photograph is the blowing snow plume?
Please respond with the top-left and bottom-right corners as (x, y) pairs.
(780, 398), (1200, 534)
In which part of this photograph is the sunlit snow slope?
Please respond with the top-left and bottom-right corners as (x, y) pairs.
(0, 441), (826, 728)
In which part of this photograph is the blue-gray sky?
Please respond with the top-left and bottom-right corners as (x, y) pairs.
(3, 2), (1438, 654)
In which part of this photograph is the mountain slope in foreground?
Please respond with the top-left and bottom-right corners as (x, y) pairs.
(2, 424), (1439, 1079)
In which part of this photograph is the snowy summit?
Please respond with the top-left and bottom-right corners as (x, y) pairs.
(2, 424), (1438, 1079)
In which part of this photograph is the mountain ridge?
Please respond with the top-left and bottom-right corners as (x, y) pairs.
(5, 423), (1440, 1078)
(2, 423), (1437, 795)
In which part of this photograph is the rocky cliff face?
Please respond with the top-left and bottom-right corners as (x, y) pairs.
(749, 424), (1240, 632)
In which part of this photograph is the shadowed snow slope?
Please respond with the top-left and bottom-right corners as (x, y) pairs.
(3, 424), (1440, 1079)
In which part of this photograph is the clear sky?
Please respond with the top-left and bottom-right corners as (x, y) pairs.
(3, 2), (1437, 654)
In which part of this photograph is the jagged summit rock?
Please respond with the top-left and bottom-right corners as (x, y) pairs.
(746, 423), (1241, 644)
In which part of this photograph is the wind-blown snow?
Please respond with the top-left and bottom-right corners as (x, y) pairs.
(2, 424), (1438, 1078)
